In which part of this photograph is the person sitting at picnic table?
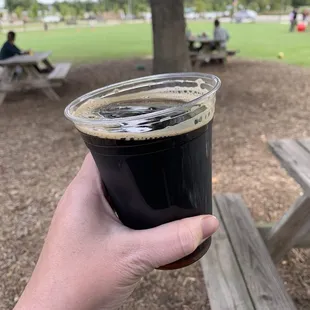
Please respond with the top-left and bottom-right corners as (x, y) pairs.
(213, 19), (230, 48)
(0, 31), (29, 60)
(0, 31), (53, 74)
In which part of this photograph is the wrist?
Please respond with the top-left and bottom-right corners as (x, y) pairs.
(14, 268), (94, 310)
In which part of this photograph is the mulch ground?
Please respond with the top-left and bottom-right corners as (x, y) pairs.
(0, 58), (310, 310)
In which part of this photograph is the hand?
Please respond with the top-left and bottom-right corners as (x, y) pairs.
(14, 154), (219, 310)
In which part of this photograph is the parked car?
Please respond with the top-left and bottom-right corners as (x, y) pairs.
(234, 9), (257, 23)
(200, 12), (217, 20)
(141, 12), (152, 21)
(42, 15), (61, 24)
(185, 12), (199, 20)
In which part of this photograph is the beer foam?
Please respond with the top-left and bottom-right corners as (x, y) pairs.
(72, 87), (216, 140)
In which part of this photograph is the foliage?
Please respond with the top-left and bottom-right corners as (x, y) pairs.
(291, 0), (310, 7)
(185, 0), (297, 12)
(194, 0), (206, 12)
(57, 3), (70, 19)
(5, 0), (148, 16)
(29, 1), (38, 19)
(4, 0), (310, 17)
(14, 5), (23, 19)
(6, 0), (33, 12)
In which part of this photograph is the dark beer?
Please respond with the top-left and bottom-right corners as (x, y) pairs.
(65, 74), (220, 269)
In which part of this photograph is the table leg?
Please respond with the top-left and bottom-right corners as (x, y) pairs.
(0, 66), (15, 105)
(42, 59), (54, 72)
(265, 194), (310, 263)
(24, 65), (59, 101)
(41, 86), (60, 101)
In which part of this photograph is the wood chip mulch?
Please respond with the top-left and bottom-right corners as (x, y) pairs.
(1, 59), (309, 309)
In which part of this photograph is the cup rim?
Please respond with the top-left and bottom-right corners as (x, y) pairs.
(64, 72), (221, 126)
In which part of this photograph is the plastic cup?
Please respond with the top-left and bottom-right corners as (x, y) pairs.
(65, 73), (221, 269)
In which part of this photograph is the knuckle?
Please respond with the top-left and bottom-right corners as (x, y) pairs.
(178, 221), (198, 256)
(116, 234), (151, 277)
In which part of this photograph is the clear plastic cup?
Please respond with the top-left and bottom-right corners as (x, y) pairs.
(65, 73), (221, 269)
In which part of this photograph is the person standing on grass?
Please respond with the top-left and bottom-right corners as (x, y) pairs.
(302, 9), (309, 27)
(289, 8), (298, 32)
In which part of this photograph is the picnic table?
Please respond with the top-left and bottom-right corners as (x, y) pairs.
(187, 36), (238, 65)
(266, 139), (310, 262)
(0, 51), (71, 105)
(198, 138), (310, 309)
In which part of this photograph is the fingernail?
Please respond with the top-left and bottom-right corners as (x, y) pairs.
(201, 215), (219, 239)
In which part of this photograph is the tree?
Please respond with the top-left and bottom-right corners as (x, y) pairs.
(133, 1), (148, 15)
(292, 0), (310, 6)
(14, 5), (23, 19)
(112, 3), (119, 13)
(74, 2), (85, 19)
(69, 6), (77, 18)
(29, 1), (39, 19)
(195, 0), (206, 12)
(58, 3), (70, 20)
(97, 3), (106, 14)
(6, 0), (32, 12)
(150, 0), (191, 74)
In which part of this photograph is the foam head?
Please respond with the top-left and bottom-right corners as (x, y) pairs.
(65, 73), (221, 140)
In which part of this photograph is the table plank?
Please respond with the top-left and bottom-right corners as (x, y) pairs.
(257, 222), (310, 248)
(215, 194), (296, 309)
(48, 62), (72, 81)
(0, 51), (51, 66)
(201, 199), (254, 310)
(269, 139), (310, 194)
(298, 139), (310, 153)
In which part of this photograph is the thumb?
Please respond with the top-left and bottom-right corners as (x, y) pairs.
(135, 215), (219, 269)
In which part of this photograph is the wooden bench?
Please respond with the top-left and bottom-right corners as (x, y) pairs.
(48, 62), (72, 82)
(201, 194), (296, 310)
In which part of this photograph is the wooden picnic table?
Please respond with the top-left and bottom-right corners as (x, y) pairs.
(187, 36), (216, 53)
(0, 51), (52, 66)
(198, 138), (310, 309)
(188, 36), (214, 43)
(265, 138), (310, 262)
(201, 195), (296, 309)
(188, 36), (237, 65)
(0, 51), (72, 105)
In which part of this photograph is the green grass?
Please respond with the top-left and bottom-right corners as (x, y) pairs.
(1, 22), (310, 66)
(191, 22), (310, 66)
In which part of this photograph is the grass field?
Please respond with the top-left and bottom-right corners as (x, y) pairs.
(1, 22), (310, 66)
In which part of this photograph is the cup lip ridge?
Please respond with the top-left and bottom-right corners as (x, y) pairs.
(64, 72), (221, 126)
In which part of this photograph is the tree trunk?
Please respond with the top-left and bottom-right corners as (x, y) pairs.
(150, 0), (191, 74)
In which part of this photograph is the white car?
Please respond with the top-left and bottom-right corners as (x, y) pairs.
(141, 12), (152, 21)
(200, 12), (217, 20)
(42, 16), (61, 24)
(234, 10), (257, 23)
(185, 12), (199, 20)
